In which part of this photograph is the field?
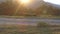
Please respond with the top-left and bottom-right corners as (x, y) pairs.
(0, 24), (60, 34)
(0, 24), (38, 34)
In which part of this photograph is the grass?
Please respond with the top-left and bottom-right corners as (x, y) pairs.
(0, 24), (59, 34)
(0, 15), (60, 19)
(0, 24), (37, 34)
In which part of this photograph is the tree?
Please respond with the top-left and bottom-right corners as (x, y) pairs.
(0, 0), (35, 16)
(0, 0), (18, 15)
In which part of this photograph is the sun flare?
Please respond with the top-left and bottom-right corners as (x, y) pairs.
(19, 0), (30, 4)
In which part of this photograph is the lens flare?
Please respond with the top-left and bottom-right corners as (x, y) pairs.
(19, 0), (30, 4)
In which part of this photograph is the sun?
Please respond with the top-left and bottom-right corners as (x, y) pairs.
(19, 0), (30, 4)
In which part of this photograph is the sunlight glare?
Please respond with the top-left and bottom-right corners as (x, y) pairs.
(19, 0), (30, 4)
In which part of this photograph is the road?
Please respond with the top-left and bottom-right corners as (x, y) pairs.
(0, 18), (60, 25)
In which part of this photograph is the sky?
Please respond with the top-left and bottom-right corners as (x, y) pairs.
(44, 0), (60, 5)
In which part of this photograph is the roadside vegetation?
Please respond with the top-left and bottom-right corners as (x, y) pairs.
(0, 22), (60, 34)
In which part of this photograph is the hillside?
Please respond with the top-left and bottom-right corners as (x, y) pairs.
(36, 1), (60, 16)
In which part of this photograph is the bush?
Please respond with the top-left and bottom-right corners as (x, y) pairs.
(37, 22), (49, 28)
(37, 22), (52, 34)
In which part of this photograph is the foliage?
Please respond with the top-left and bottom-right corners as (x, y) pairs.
(0, 23), (60, 34)
(37, 22), (52, 34)
(37, 22), (49, 27)
(0, 0), (36, 16)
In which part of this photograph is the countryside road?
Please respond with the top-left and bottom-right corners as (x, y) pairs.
(0, 18), (60, 25)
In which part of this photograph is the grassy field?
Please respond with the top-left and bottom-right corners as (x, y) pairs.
(0, 24), (37, 34)
(0, 24), (59, 34)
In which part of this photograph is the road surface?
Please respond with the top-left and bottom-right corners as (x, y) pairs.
(0, 18), (60, 25)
